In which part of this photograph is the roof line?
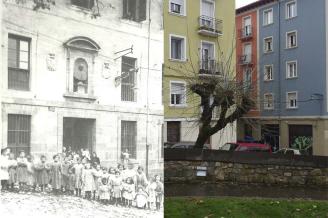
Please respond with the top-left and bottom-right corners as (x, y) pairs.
(236, 0), (277, 14)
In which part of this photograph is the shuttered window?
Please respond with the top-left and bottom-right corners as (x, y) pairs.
(121, 121), (137, 159)
(7, 114), (31, 157)
(8, 34), (30, 91)
(123, 0), (147, 22)
(121, 56), (137, 102)
(170, 82), (186, 105)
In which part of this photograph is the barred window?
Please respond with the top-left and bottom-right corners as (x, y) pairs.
(7, 114), (31, 157)
(121, 121), (137, 159)
(121, 56), (137, 102)
(123, 0), (147, 22)
(71, 0), (94, 9)
(8, 34), (30, 91)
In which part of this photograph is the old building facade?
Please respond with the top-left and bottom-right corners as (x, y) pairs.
(1, 0), (164, 175)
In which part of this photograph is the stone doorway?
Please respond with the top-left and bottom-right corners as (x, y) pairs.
(63, 117), (96, 153)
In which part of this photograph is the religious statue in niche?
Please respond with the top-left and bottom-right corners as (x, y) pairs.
(46, 53), (56, 71)
(73, 58), (88, 94)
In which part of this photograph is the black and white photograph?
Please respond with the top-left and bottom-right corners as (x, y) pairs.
(0, 0), (163, 217)
(2, 0), (328, 217)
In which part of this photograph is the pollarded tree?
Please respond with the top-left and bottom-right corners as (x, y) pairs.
(166, 38), (257, 149)
(190, 75), (255, 149)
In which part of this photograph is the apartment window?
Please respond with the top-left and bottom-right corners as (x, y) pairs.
(169, 0), (185, 15)
(286, 61), (297, 78)
(244, 68), (252, 90)
(170, 82), (186, 106)
(264, 37), (273, 53)
(170, 35), (186, 60)
(264, 94), (274, 110)
(287, 92), (298, 109)
(243, 16), (252, 37)
(287, 31), (297, 48)
(8, 114), (31, 157)
(123, 0), (147, 22)
(264, 65), (273, 81)
(121, 56), (137, 102)
(263, 9), (273, 25)
(71, 0), (94, 9)
(286, 1), (297, 19)
(121, 121), (137, 159)
(201, 41), (215, 70)
(8, 34), (30, 91)
(243, 43), (252, 63)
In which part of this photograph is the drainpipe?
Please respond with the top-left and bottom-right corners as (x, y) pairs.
(278, 0), (282, 147)
(0, 1), (2, 149)
(145, 0), (152, 178)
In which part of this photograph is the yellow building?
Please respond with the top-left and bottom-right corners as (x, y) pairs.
(163, 0), (236, 148)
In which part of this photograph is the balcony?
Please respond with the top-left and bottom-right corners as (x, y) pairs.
(199, 60), (222, 76)
(238, 55), (254, 66)
(239, 25), (253, 40)
(198, 16), (223, 37)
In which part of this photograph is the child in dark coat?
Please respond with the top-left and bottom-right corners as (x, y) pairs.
(155, 175), (164, 211)
(111, 170), (123, 206)
(73, 158), (83, 197)
(50, 154), (62, 195)
(35, 155), (49, 192)
(68, 159), (76, 195)
(16, 150), (28, 191)
(7, 153), (17, 190)
(61, 157), (70, 193)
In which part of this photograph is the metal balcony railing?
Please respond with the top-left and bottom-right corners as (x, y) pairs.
(239, 25), (253, 39)
(198, 15), (223, 36)
(238, 55), (254, 65)
(199, 60), (222, 76)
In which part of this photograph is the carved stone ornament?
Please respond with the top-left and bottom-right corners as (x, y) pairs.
(46, 53), (56, 71)
(102, 62), (111, 79)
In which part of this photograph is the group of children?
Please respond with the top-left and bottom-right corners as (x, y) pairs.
(0, 147), (164, 211)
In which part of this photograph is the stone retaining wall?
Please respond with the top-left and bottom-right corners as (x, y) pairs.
(165, 149), (328, 188)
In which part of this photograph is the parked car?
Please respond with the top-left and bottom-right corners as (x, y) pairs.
(274, 148), (301, 155)
(164, 142), (174, 149)
(220, 142), (272, 153)
(169, 142), (211, 149)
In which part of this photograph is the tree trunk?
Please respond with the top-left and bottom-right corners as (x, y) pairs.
(194, 125), (211, 149)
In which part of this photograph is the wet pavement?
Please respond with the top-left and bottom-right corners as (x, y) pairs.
(165, 183), (328, 200)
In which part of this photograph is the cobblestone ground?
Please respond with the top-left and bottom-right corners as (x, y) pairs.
(0, 191), (162, 218)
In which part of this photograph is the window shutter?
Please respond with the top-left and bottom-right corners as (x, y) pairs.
(137, 0), (147, 22)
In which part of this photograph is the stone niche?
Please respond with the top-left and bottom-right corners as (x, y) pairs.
(63, 36), (100, 101)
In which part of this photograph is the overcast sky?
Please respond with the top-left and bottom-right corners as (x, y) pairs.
(236, 0), (258, 8)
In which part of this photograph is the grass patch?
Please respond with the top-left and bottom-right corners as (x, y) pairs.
(165, 197), (328, 218)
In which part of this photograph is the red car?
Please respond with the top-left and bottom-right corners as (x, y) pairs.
(220, 142), (272, 153)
